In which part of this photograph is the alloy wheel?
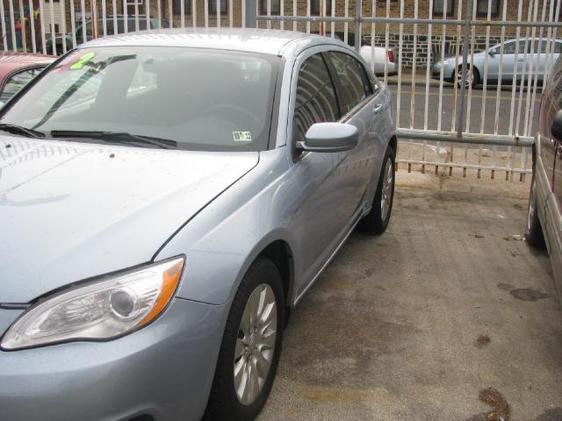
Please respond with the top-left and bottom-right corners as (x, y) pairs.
(457, 67), (474, 89)
(233, 283), (277, 406)
(381, 157), (394, 221)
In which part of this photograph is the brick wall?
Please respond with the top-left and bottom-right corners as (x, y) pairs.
(60, 0), (548, 35)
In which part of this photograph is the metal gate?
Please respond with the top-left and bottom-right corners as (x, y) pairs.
(255, 0), (562, 180)
(1, 0), (561, 179)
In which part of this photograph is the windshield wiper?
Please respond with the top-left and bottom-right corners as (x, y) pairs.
(49, 130), (178, 149)
(0, 123), (45, 138)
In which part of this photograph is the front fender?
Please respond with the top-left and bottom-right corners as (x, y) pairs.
(154, 148), (297, 305)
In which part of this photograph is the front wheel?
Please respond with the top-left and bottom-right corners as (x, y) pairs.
(358, 145), (396, 235)
(455, 65), (480, 89)
(525, 172), (546, 249)
(204, 258), (285, 421)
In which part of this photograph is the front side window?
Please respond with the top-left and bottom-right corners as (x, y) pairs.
(502, 40), (525, 55)
(0, 67), (44, 103)
(0, 47), (278, 151)
(326, 52), (372, 115)
(293, 53), (339, 144)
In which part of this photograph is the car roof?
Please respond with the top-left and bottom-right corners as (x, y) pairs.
(81, 27), (350, 57)
(0, 52), (55, 79)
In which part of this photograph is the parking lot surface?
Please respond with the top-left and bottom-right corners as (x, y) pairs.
(260, 171), (562, 421)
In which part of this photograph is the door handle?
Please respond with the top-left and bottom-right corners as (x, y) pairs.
(373, 104), (384, 114)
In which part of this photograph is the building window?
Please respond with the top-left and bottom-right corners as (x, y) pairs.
(208, 0), (228, 16)
(260, 0), (281, 15)
(433, 0), (455, 17)
(310, 0), (333, 16)
(173, 0), (191, 15)
(476, 0), (500, 17)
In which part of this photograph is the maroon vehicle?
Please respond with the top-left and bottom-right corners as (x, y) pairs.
(526, 55), (562, 307)
(0, 52), (54, 105)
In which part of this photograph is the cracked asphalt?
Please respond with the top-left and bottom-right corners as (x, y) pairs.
(259, 171), (562, 421)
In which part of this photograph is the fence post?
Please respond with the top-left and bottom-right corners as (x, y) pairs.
(245, 0), (257, 28)
(354, 0), (361, 52)
(455, 0), (473, 139)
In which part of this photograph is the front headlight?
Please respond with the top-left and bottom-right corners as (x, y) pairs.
(1, 257), (184, 351)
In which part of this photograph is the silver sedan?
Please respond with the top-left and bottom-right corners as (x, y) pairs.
(0, 28), (396, 421)
(433, 38), (562, 88)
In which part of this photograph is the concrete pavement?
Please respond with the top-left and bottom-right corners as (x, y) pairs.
(260, 171), (562, 421)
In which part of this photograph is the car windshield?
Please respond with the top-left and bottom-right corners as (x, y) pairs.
(0, 47), (278, 151)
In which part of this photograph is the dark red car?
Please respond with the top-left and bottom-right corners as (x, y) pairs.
(0, 52), (54, 105)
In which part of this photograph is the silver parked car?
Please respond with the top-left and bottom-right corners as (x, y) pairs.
(0, 28), (396, 421)
(432, 38), (562, 88)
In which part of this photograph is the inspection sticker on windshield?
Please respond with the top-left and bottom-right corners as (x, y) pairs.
(233, 131), (252, 142)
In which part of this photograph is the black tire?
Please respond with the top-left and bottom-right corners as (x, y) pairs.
(358, 144), (396, 235)
(454, 65), (480, 89)
(204, 258), (285, 421)
(526, 172), (546, 249)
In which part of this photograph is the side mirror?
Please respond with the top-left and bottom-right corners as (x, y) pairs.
(488, 49), (496, 57)
(297, 122), (359, 153)
(552, 110), (562, 141)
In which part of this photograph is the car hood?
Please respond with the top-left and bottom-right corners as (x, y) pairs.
(0, 136), (259, 303)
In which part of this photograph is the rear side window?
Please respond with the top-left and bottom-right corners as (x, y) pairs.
(326, 52), (372, 115)
(293, 53), (340, 144)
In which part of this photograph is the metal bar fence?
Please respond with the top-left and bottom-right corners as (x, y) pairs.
(258, 0), (559, 181)
(0, 0), (560, 181)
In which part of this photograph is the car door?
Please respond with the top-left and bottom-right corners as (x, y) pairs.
(497, 40), (522, 81)
(485, 44), (501, 81)
(324, 50), (385, 208)
(289, 51), (362, 298)
(524, 39), (550, 81)
(530, 40), (561, 81)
